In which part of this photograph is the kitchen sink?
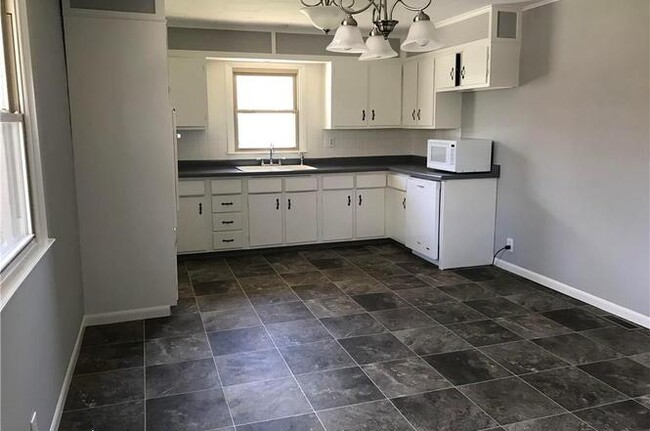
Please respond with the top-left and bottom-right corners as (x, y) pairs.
(236, 164), (317, 172)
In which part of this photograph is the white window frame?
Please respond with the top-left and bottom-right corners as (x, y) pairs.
(225, 62), (307, 155)
(0, 0), (53, 311)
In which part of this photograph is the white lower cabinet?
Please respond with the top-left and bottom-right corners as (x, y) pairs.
(177, 196), (210, 253)
(285, 192), (318, 244)
(322, 189), (354, 241)
(386, 188), (407, 244)
(405, 178), (440, 261)
(248, 193), (283, 247)
(355, 188), (385, 238)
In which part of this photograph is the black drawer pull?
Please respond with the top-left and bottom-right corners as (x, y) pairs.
(402, 197), (406, 209)
(222, 239), (234, 243)
(288, 198), (292, 210)
(347, 195), (351, 206)
(221, 220), (234, 224)
(358, 195), (362, 206)
(371, 109), (375, 121)
(221, 202), (234, 206)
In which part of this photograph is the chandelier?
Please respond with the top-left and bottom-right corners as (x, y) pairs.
(299, 0), (443, 60)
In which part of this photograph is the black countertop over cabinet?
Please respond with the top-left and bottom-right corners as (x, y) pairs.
(178, 156), (500, 181)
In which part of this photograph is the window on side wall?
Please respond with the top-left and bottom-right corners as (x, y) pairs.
(233, 69), (299, 151)
(0, 0), (34, 272)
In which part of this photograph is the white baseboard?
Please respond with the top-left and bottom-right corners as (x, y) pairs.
(84, 305), (170, 326)
(495, 259), (650, 329)
(49, 316), (86, 431)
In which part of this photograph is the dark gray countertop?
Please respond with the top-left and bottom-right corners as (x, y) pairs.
(178, 156), (500, 181)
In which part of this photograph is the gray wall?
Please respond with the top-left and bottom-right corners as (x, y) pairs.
(1, 0), (84, 429)
(461, 0), (650, 315)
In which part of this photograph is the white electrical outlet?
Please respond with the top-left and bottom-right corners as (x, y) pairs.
(506, 237), (514, 253)
(328, 137), (336, 148)
(29, 412), (38, 431)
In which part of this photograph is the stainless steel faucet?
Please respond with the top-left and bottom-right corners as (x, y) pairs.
(268, 143), (274, 165)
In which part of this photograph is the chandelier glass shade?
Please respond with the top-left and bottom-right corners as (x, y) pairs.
(300, 0), (442, 60)
(300, 5), (345, 35)
(359, 28), (398, 61)
(326, 16), (368, 53)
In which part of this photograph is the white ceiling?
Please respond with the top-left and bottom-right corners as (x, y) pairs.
(165, 0), (536, 32)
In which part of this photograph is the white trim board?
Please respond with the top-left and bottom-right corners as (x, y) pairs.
(495, 259), (650, 329)
(522, 0), (561, 12)
(84, 305), (170, 326)
(49, 316), (86, 431)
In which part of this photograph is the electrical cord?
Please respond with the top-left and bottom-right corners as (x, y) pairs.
(492, 244), (512, 265)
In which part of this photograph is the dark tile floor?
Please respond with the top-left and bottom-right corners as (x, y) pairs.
(59, 242), (650, 431)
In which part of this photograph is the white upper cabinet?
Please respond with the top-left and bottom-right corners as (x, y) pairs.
(460, 44), (490, 87)
(168, 57), (208, 129)
(402, 55), (462, 129)
(367, 60), (402, 127)
(434, 52), (458, 91)
(328, 59), (402, 129)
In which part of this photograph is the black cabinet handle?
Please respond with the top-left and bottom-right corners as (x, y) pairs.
(450, 67), (455, 81)
(411, 110), (416, 121)
(371, 109), (375, 121)
(222, 239), (234, 243)
(221, 202), (234, 206)
(287, 198), (291, 210)
(198, 202), (202, 214)
(358, 194), (362, 206)
(362, 110), (366, 121)
(221, 220), (234, 224)
(416, 109), (421, 121)
(402, 197), (406, 209)
(275, 198), (279, 210)
(460, 66), (466, 80)
(347, 195), (351, 206)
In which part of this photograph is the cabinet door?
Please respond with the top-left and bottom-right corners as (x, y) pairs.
(460, 44), (489, 87)
(248, 194), (283, 247)
(434, 52), (458, 90)
(401, 60), (418, 126)
(355, 188), (385, 238)
(416, 57), (435, 127)
(285, 192), (318, 244)
(168, 57), (208, 128)
(368, 60), (402, 127)
(177, 196), (210, 253)
(322, 190), (354, 241)
(331, 60), (368, 128)
(386, 188), (407, 244)
(405, 178), (440, 260)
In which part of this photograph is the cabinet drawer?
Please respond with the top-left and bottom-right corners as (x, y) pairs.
(178, 180), (206, 197)
(211, 179), (242, 195)
(357, 173), (387, 188)
(387, 173), (408, 191)
(323, 175), (354, 190)
(284, 176), (317, 192)
(212, 195), (242, 213)
(212, 213), (243, 231)
(248, 178), (283, 193)
(213, 231), (244, 250)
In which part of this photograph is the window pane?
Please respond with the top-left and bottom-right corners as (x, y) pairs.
(237, 113), (296, 149)
(235, 74), (295, 111)
(0, 120), (33, 269)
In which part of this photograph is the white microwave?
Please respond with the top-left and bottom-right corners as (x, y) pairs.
(427, 139), (493, 173)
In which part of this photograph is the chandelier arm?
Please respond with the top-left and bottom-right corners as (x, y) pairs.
(333, 0), (380, 16)
(391, 0), (432, 16)
(299, 0), (328, 7)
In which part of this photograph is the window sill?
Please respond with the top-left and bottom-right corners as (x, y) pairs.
(0, 238), (55, 312)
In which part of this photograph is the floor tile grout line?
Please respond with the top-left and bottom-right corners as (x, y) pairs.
(142, 319), (147, 431)
(189, 262), (238, 430)
(185, 249), (649, 429)
(225, 258), (330, 431)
